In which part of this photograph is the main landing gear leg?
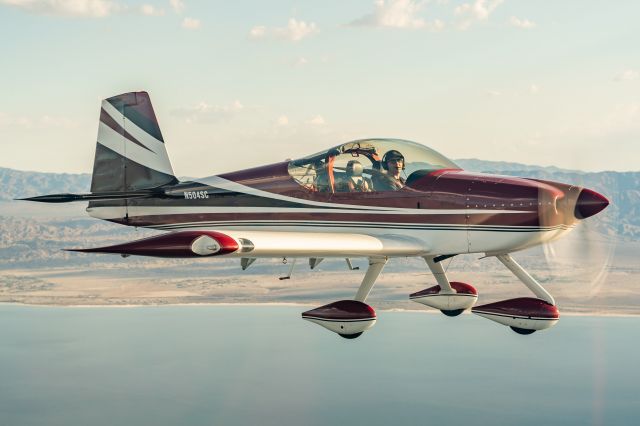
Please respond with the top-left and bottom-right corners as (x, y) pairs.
(409, 256), (478, 316)
(301, 257), (387, 339)
(495, 254), (555, 305)
(471, 253), (560, 335)
(354, 257), (387, 302)
(424, 256), (454, 293)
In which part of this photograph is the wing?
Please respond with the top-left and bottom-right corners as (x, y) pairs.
(67, 230), (428, 258)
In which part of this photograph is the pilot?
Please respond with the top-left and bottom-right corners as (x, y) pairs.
(345, 160), (371, 192)
(373, 150), (406, 191)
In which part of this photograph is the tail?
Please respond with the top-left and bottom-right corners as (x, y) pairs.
(92, 91), (177, 192)
(20, 91), (179, 204)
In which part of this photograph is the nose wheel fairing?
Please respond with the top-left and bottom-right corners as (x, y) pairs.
(410, 257), (478, 315)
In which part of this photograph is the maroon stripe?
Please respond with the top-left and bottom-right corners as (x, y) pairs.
(118, 211), (547, 228)
(100, 108), (155, 153)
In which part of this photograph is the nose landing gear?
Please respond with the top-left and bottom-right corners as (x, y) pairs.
(410, 257), (478, 315)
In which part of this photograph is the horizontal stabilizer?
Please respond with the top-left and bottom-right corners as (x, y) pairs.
(18, 190), (160, 203)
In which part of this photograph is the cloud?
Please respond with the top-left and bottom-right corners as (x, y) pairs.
(249, 18), (318, 42)
(171, 100), (244, 124)
(583, 103), (640, 137)
(308, 115), (325, 126)
(0, 112), (77, 128)
(454, 0), (503, 30)
(170, 0), (184, 13)
(140, 4), (164, 16)
(529, 84), (540, 94)
(614, 69), (639, 82)
(0, 0), (120, 17)
(39, 114), (77, 128)
(182, 17), (200, 29)
(293, 57), (309, 67)
(509, 16), (535, 29)
(351, 0), (425, 29)
(249, 25), (266, 38)
(276, 115), (289, 126)
(484, 89), (501, 97)
(0, 112), (31, 128)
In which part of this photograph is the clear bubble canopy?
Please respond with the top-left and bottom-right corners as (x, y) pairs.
(288, 138), (460, 192)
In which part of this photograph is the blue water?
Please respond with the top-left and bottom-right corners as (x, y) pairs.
(0, 305), (637, 426)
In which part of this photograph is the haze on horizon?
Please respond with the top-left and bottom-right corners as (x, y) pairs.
(0, 0), (638, 176)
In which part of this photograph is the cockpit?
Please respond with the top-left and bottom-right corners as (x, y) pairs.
(287, 139), (460, 193)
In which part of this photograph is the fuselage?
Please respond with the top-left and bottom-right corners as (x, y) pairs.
(87, 160), (599, 256)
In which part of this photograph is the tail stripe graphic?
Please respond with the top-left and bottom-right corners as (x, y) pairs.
(101, 100), (167, 157)
(97, 121), (174, 176)
(106, 94), (164, 142)
(99, 108), (155, 154)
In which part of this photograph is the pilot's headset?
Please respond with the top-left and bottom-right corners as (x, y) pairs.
(382, 150), (405, 170)
(346, 160), (365, 186)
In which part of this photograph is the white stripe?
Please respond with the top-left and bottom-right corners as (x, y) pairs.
(151, 222), (569, 231)
(88, 205), (531, 218)
(97, 123), (174, 176)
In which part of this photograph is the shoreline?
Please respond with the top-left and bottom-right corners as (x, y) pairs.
(1, 301), (638, 317)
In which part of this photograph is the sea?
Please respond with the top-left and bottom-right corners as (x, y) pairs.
(0, 305), (637, 426)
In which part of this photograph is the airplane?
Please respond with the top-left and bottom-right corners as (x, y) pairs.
(23, 91), (610, 339)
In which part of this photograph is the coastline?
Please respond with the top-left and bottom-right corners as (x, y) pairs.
(2, 301), (638, 317)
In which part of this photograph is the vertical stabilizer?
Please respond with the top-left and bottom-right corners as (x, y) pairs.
(91, 91), (177, 193)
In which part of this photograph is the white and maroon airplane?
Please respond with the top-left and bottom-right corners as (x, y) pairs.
(24, 91), (609, 338)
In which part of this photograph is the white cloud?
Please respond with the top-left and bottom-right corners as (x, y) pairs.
(277, 18), (318, 41)
(294, 57), (309, 67)
(0, 112), (31, 128)
(171, 100), (244, 124)
(351, 0), (425, 29)
(308, 115), (325, 125)
(249, 25), (267, 38)
(529, 84), (540, 94)
(484, 89), (501, 97)
(350, 0), (444, 31)
(169, 0), (184, 13)
(455, 0), (503, 30)
(140, 4), (164, 16)
(39, 114), (77, 128)
(509, 16), (535, 29)
(182, 17), (200, 29)
(614, 69), (639, 82)
(0, 0), (120, 17)
(591, 103), (640, 135)
(0, 112), (76, 128)
(276, 115), (289, 126)
(249, 18), (318, 42)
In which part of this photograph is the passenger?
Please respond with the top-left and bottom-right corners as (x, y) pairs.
(345, 160), (371, 192)
(373, 150), (406, 191)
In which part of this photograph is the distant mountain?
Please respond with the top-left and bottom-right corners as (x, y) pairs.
(0, 167), (91, 201)
(1, 161), (638, 238)
(454, 159), (584, 174)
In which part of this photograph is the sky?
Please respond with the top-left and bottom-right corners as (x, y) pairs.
(0, 0), (638, 176)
